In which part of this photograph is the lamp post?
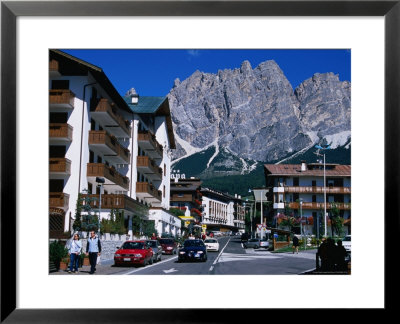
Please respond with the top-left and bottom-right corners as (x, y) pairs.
(299, 198), (303, 249)
(315, 145), (331, 237)
(96, 177), (105, 238)
(251, 188), (269, 240)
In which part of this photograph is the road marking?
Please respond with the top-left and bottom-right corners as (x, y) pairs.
(163, 268), (178, 274)
(209, 266), (214, 272)
(217, 252), (282, 263)
(212, 237), (231, 265)
(120, 256), (178, 275)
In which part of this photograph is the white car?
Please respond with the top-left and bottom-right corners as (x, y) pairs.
(342, 235), (351, 252)
(204, 238), (219, 252)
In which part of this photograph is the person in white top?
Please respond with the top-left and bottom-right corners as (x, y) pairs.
(68, 233), (82, 273)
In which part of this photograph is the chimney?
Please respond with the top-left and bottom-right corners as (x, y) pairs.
(301, 161), (307, 172)
(126, 88), (139, 104)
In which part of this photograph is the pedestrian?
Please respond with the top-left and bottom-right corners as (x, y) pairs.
(318, 238), (328, 271)
(151, 233), (157, 240)
(326, 238), (336, 271)
(189, 233), (195, 240)
(85, 230), (101, 274)
(292, 235), (299, 254)
(334, 240), (347, 271)
(68, 233), (82, 273)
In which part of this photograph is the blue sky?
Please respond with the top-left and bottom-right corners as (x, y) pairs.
(62, 49), (351, 97)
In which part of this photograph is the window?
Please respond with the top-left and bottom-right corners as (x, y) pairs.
(49, 179), (64, 192)
(90, 119), (96, 131)
(51, 80), (69, 90)
(293, 177), (299, 187)
(312, 195), (317, 203)
(88, 182), (93, 194)
(312, 180), (316, 187)
(50, 113), (68, 123)
(164, 164), (166, 177)
(89, 150), (94, 163)
(49, 145), (66, 158)
(97, 156), (102, 164)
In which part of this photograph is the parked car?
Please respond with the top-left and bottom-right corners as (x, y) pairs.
(158, 238), (177, 255)
(204, 238), (219, 252)
(241, 232), (250, 243)
(146, 239), (162, 263)
(342, 235), (351, 252)
(243, 238), (261, 249)
(178, 239), (208, 262)
(259, 238), (270, 249)
(114, 240), (154, 267)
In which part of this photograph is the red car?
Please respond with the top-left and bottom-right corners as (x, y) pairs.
(114, 240), (154, 266)
(158, 238), (177, 255)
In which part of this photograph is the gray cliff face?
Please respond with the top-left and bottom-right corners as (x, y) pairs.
(168, 61), (350, 163)
(295, 72), (351, 137)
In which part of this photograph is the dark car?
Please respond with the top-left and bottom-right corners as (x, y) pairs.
(241, 232), (250, 243)
(178, 239), (207, 262)
(146, 240), (162, 263)
(243, 238), (261, 249)
(158, 238), (177, 255)
(114, 240), (154, 267)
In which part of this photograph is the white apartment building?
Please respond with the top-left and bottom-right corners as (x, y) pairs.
(201, 188), (245, 233)
(49, 50), (180, 239)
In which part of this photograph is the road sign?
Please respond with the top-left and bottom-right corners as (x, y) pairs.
(257, 224), (263, 230)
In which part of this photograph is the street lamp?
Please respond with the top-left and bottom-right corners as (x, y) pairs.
(315, 144), (331, 237)
(96, 177), (105, 238)
(250, 188), (269, 240)
(244, 199), (255, 238)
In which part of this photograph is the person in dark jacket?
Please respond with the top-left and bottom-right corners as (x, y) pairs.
(334, 240), (347, 271)
(292, 235), (299, 254)
(85, 231), (102, 274)
(326, 238), (336, 271)
(318, 238), (328, 271)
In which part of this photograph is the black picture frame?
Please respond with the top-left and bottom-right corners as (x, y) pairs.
(1, 0), (397, 322)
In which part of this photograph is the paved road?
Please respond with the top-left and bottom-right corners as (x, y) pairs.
(52, 236), (317, 275)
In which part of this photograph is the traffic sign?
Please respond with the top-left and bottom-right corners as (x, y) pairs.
(257, 224), (263, 230)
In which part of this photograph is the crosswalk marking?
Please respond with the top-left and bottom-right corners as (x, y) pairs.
(217, 252), (282, 263)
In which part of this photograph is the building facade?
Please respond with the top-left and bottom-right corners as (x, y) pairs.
(49, 50), (180, 239)
(264, 162), (351, 235)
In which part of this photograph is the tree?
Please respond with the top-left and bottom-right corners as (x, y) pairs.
(72, 193), (82, 231)
(80, 190), (99, 233)
(330, 203), (344, 237)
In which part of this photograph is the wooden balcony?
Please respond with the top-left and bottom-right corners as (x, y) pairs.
(136, 182), (162, 203)
(170, 193), (194, 202)
(49, 89), (75, 110)
(81, 194), (149, 215)
(283, 186), (351, 194)
(87, 163), (129, 191)
(289, 202), (351, 210)
(137, 130), (163, 159)
(91, 99), (131, 137)
(49, 59), (61, 76)
(49, 192), (69, 210)
(137, 156), (162, 180)
(49, 158), (71, 176)
(89, 130), (130, 164)
(49, 123), (73, 142)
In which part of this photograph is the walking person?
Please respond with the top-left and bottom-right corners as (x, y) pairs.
(334, 240), (347, 271)
(68, 233), (82, 273)
(292, 234), (299, 254)
(318, 238), (328, 271)
(85, 230), (101, 274)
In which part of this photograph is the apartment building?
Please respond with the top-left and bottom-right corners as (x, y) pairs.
(169, 177), (203, 225)
(264, 161), (351, 235)
(201, 188), (244, 233)
(49, 50), (180, 238)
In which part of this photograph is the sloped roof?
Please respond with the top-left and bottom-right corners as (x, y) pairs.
(264, 164), (351, 177)
(50, 49), (131, 113)
(124, 95), (176, 149)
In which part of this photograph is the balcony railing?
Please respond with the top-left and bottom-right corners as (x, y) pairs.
(283, 186), (351, 194)
(136, 182), (162, 202)
(91, 99), (131, 137)
(89, 130), (130, 164)
(81, 194), (148, 215)
(49, 123), (73, 141)
(137, 156), (162, 179)
(87, 163), (129, 191)
(49, 192), (69, 210)
(49, 59), (60, 75)
(137, 130), (163, 159)
(289, 202), (351, 210)
(49, 89), (75, 109)
(49, 158), (71, 175)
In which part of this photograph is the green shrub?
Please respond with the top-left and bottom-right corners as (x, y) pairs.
(49, 240), (68, 269)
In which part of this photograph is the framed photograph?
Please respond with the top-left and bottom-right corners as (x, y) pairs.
(1, 0), (397, 321)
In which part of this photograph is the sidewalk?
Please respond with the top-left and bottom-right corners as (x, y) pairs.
(50, 260), (131, 275)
